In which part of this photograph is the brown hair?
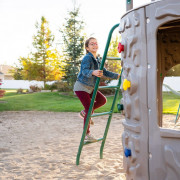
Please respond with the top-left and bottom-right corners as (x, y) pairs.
(85, 37), (96, 54)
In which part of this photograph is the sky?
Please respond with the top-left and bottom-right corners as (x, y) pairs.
(0, 0), (151, 66)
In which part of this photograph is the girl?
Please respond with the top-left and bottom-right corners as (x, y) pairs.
(74, 37), (120, 142)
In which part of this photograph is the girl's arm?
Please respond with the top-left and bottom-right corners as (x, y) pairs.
(103, 67), (119, 79)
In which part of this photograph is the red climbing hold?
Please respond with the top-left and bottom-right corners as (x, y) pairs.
(118, 42), (124, 53)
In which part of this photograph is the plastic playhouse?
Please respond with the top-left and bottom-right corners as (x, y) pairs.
(119, 0), (180, 179)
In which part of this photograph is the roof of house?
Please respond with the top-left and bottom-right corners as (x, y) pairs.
(0, 65), (14, 75)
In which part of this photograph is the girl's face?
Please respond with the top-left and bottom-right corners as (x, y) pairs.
(86, 39), (98, 54)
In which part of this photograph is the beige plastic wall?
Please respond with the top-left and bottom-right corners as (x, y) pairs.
(119, 4), (149, 180)
(120, 0), (180, 179)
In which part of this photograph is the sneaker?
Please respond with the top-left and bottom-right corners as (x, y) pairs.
(79, 110), (94, 125)
(84, 133), (97, 142)
(79, 110), (86, 119)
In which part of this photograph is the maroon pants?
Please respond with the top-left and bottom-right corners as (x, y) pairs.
(75, 91), (107, 134)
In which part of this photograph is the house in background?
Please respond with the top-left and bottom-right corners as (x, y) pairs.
(0, 72), (4, 80)
(0, 65), (14, 80)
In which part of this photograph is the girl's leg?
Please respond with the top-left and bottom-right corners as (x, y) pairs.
(75, 91), (92, 134)
(91, 90), (107, 112)
(75, 90), (107, 134)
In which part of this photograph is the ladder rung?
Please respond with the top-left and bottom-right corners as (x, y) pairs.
(84, 138), (104, 145)
(106, 57), (121, 60)
(91, 111), (112, 117)
(99, 85), (119, 89)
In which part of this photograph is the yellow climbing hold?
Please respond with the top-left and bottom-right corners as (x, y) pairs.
(123, 79), (131, 91)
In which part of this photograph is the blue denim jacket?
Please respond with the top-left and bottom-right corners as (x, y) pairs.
(77, 52), (119, 87)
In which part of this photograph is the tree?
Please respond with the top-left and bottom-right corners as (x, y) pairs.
(107, 35), (121, 73)
(60, 5), (85, 89)
(9, 66), (23, 80)
(17, 16), (64, 86)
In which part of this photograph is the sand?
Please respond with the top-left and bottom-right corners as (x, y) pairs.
(0, 111), (126, 180)
(0, 111), (179, 180)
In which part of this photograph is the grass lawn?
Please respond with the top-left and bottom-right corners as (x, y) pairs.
(163, 92), (180, 114)
(0, 90), (180, 114)
(0, 90), (121, 113)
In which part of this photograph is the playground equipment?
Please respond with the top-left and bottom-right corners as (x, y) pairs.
(77, 0), (180, 179)
(119, 0), (180, 179)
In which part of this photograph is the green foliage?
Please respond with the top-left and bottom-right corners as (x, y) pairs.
(60, 6), (85, 89)
(16, 88), (24, 94)
(9, 66), (23, 80)
(44, 83), (57, 91)
(107, 35), (121, 73)
(54, 81), (71, 92)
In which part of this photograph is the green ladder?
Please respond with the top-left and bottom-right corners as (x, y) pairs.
(76, 23), (122, 165)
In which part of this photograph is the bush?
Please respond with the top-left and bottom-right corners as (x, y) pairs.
(55, 81), (71, 92)
(17, 88), (23, 94)
(44, 83), (58, 91)
(0, 89), (5, 98)
(30, 85), (42, 92)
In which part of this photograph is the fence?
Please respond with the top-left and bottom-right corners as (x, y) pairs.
(1, 80), (55, 89)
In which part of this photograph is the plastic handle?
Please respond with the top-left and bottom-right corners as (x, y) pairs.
(118, 42), (124, 53)
(124, 148), (131, 157)
(123, 79), (131, 91)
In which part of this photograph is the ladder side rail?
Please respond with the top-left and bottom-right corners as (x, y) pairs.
(76, 82), (98, 165)
(100, 69), (123, 159)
